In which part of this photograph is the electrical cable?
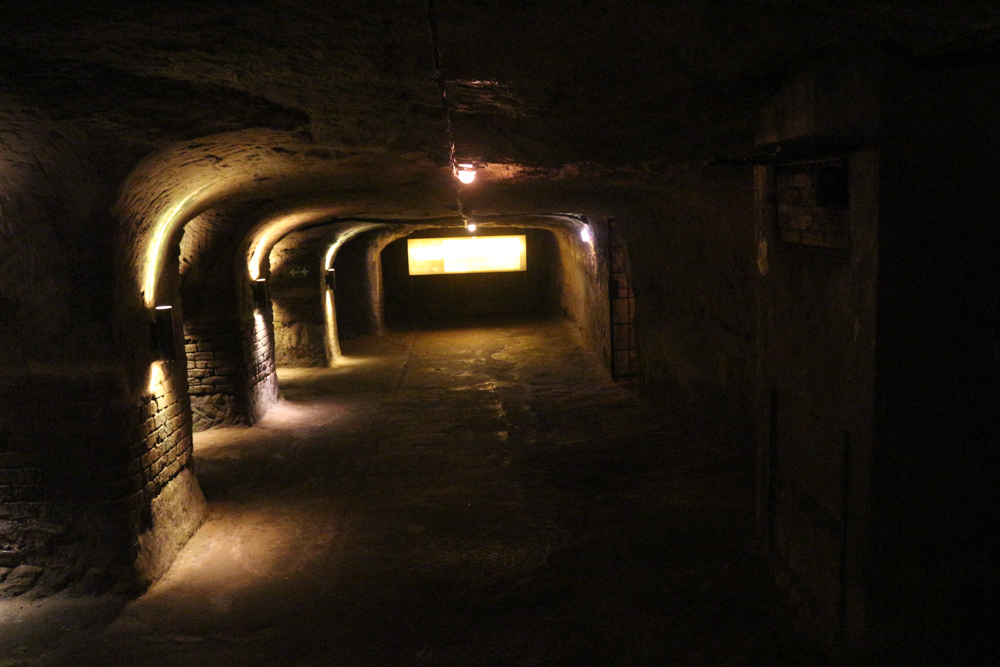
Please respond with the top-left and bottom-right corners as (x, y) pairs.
(426, 0), (473, 228)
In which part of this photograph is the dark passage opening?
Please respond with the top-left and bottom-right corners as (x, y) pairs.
(381, 227), (561, 329)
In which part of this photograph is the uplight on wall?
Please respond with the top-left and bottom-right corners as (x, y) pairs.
(253, 278), (270, 310)
(151, 305), (177, 362)
(408, 235), (526, 275)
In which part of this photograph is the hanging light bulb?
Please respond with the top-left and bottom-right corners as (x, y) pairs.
(466, 221), (477, 232)
(457, 164), (477, 184)
(454, 161), (486, 184)
(151, 305), (177, 362)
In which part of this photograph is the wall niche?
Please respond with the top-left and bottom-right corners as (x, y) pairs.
(775, 161), (850, 252)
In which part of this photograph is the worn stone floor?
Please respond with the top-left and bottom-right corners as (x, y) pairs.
(1, 319), (819, 665)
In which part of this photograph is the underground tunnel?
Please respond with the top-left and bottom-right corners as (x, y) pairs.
(1, 1), (999, 664)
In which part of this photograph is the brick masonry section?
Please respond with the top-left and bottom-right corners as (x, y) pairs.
(0, 372), (134, 594)
(185, 321), (245, 430)
(181, 312), (278, 430)
(129, 361), (194, 541)
(244, 309), (279, 423)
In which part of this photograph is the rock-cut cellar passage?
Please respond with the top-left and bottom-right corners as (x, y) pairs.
(0, 320), (813, 665)
(3, 3), (999, 663)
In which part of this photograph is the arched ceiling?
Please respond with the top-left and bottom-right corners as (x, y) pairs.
(8, 0), (1000, 283)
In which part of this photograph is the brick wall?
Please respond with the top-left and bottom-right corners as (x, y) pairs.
(179, 209), (279, 428)
(0, 107), (136, 595)
(243, 310), (278, 423)
(129, 362), (193, 535)
(0, 373), (134, 594)
(184, 321), (244, 429)
(181, 312), (278, 430)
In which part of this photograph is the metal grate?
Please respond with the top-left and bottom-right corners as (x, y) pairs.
(608, 219), (639, 379)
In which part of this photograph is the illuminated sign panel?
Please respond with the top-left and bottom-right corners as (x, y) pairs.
(408, 236), (527, 275)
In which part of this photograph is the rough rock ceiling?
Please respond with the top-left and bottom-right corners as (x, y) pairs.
(6, 1), (1000, 168)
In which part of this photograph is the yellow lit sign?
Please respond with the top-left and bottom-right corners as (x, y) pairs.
(408, 236), (527, 275)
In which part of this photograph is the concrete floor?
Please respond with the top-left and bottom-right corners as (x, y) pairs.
(1, 320), (818, 666)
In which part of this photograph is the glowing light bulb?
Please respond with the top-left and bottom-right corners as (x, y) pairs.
(466, 223), (477, 232)
(457, 165), (477, 184)
(580, 227), (592, 243)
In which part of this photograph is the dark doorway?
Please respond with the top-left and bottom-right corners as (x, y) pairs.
(382, 228), (560, 329)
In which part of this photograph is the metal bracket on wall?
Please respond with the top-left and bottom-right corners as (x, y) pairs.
(253, 278), (270, 310)
(151, 305), (177, 362)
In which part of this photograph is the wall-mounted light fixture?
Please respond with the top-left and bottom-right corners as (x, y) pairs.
(465, 221), (477, 232)
(455, 161), (486, 184)
(151, 305), (177, 362)
(325, 267), (336, 290)
(580, 225), (593, 243)
(252, 278), (270, 311)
